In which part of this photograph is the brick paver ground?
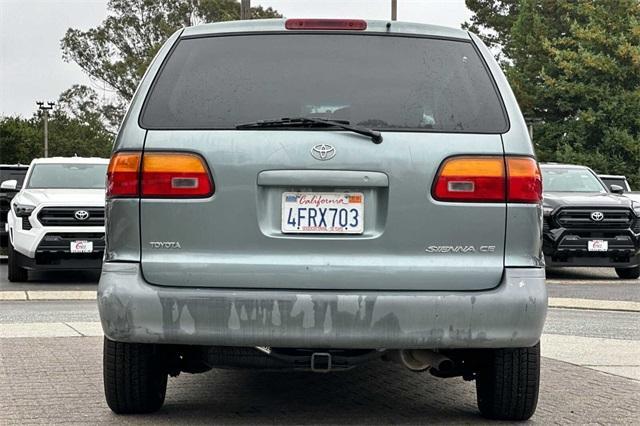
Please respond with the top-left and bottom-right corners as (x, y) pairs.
(1, 337), (639, 424)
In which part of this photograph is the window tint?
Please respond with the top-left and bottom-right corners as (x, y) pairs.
(600, 177), (630, 191)
(141, 34), (508, 133)
(0, 168), (28, 188)
(542, 168), (607, 193)
(27, 164), (107, 189)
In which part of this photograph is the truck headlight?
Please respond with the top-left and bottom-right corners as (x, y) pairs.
(543, 206), (553, 217)
(13, 203), (35, 217)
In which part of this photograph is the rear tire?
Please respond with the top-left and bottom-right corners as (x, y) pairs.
(615, 266), (640, 279)
(475, 342), (540, 421)
(7, 242), (28, 282)
(103, 337), (168, 414)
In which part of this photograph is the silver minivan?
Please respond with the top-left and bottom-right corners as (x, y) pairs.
(100, 19), (546, 420)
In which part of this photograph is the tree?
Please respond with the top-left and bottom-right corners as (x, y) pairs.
(0, 107), (113, 165)
(465, 0), (640, 187)
(60, 0), (281, 129)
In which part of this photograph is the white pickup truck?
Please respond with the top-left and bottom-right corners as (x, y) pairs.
(599, 174), (640, 204)
(3, 157), (108, 281)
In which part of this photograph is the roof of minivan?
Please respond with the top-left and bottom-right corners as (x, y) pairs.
(182, 19), (470, 40)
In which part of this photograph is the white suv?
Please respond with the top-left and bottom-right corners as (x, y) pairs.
(3, 157), (109, 281)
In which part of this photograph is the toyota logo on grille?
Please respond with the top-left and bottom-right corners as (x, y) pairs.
(310, 144), (336, 161)
(74, 210), (90, 221)
(590, 211), (604, 222)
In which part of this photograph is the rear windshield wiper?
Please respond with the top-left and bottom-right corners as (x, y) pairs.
(236, 117), (383, 144)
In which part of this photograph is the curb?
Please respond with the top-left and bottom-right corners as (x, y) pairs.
(0, 291), (96, 301)
(547, 297), (640, 313)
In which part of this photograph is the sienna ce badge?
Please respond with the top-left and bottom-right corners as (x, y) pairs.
(311, 144), (336, 161)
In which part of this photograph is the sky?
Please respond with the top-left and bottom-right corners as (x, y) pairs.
(0, 0), (472, 118)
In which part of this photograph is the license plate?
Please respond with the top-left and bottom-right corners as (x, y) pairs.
(70, 240), (93, 253)
(282, 192), (364, 234)
(588, 240), (608, 252)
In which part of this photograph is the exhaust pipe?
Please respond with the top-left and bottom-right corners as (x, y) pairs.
(399, 350), (453, 372)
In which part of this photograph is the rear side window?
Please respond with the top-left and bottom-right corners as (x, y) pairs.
(141, 34), (508, 133)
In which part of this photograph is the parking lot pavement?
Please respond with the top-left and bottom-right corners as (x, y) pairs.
(0, 336), (637, 425)
(1, 263), (638, 423)
(0, 300), (639, 423)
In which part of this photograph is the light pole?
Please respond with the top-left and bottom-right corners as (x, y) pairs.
(36, 101), (55, 158)
(240, 0), (250, 20)
(391, 0), (397, 20)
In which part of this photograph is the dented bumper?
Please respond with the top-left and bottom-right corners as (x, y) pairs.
(98, 263), (547, 349)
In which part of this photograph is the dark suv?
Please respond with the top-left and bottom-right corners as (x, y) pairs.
(0, 164), (28, 247)
(541, 164), (640, 279)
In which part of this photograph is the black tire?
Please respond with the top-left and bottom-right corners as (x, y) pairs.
(476, 342), (540, 421)
(7, 242), (28, 282)
(103, 337), (168, 414)
(615, 266), (640, 279)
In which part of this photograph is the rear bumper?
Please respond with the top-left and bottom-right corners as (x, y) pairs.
(98, 263), (547, 349)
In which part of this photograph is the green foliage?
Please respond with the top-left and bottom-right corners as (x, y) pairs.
(466, 0), (640, 188)
(60, 0), (281, 127)
(0, 109), (113, 165)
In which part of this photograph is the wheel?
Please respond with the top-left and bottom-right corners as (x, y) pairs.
(7, 242), (28, 282)
(615, 266), (640, 279)
(475, 342), (540, 421)
(103, 337), (168, 414)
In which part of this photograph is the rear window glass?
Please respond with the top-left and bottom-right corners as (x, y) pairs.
(27, 164), (107, 189)
(141, 34), (508, 133)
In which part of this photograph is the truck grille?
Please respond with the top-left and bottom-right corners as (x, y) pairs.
(38, 207), (105, 227)
(554, 208), (634, 229)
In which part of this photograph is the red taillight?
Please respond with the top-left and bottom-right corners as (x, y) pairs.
(107, 152), (141, 197)
(285, 19), (367, 31)
(433, 157), (505, 202)
(506, 157), (542, 203)
(141, 153), (213, 197)
(107, 151), (214, 198)
(433, 156), (541, 204)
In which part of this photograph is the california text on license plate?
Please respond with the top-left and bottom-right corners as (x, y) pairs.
(281, 192), (364, 234)
(70, 240), (93, 253)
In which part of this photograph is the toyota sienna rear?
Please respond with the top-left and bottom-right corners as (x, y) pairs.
(99, 19), (546, 420)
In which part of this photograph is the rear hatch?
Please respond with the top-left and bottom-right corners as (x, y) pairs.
(137, 27), (510, 291)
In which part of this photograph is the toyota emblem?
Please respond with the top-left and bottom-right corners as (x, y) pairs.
(590, 211), (604, 222)
(74, 210), (90, 221)
(310, 144), (336, 161)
